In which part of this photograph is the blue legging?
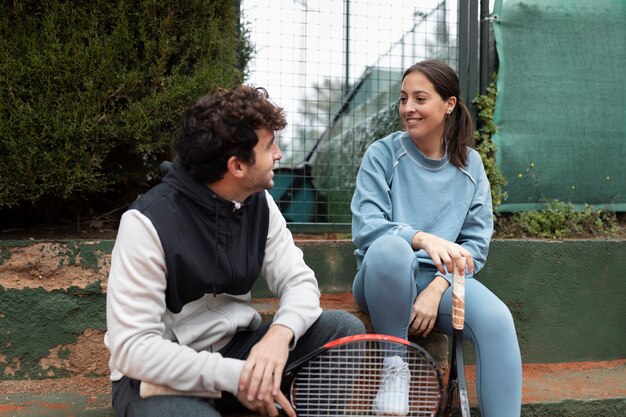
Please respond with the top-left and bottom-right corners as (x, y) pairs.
(353, 235), (522, 417)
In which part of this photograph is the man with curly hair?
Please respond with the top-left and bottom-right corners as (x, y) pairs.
(105, 86), (365, 417)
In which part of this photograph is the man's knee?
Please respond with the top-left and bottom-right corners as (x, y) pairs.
(128, 396), (219, 417)
(320, 310), (366, 337)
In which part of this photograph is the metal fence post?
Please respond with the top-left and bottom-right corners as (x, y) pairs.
(458, 0), (480, 118)
(479, 0), (491, 95)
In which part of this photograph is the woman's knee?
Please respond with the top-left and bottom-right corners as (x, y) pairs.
(368, 235), (412, 256)
(462, 280), (517, 338)
(363, 235), (415, 277)
(469, 296), (517, 340)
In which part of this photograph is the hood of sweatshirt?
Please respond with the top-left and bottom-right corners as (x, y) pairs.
(130, 160), (269, 313)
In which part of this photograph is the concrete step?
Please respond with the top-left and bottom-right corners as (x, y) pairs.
(1, 238), (625, 416)
(0, 293), (624, 416)
(1, 360), (624, 416)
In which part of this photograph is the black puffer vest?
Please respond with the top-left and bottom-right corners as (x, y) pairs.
(130, 161), (269, 313)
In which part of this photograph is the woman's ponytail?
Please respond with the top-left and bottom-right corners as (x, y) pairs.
(445, 99), (474, 168)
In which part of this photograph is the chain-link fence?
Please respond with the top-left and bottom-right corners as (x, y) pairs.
(242, 0), (477, 227)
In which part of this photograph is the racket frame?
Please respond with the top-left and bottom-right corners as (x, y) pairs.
(443, 258), (471, 416)
(282, 333), (444, 417)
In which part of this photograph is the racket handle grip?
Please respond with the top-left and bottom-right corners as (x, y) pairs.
(452, 257), (466, 330)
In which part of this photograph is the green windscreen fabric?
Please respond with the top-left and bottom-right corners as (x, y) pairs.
(492, 0), (626, 212)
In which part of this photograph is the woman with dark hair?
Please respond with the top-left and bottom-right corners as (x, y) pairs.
(351, 60), (522, 416)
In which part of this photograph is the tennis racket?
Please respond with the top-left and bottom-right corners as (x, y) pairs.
(442, 257), (471, 416)
(140, 333), (444, 416)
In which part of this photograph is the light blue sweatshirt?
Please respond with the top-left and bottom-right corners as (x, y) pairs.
(351, 131), (493, 282)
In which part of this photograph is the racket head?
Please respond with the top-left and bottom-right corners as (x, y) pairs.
(285, 334), (443, 417)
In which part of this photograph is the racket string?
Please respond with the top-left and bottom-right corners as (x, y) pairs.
(291, 339), (442, 416)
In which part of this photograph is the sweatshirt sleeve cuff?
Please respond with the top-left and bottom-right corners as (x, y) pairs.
(213, 357), (245, 396)
(273, 307), (322, 349)
(435, 271), (453, 285)
(398, 227), (419, 246)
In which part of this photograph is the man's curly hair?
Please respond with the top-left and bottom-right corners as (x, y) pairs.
(173, 86), (287, 183)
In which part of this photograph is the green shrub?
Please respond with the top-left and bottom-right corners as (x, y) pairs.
(473, 76), (507, 211)
(496, 200), (618, 239)
(0, 0), (251, 224)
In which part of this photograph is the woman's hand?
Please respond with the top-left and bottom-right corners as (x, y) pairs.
(409, 276), (449, 337)
(412, 231), (474, 276)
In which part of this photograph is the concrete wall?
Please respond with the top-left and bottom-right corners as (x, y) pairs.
(252, 239), (626, 363)
(1, 239), (625, 381)
(479, 240), (626, 364)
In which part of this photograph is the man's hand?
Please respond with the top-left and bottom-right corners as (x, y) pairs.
(409, 275), (449, 337)
(238, 324), (295, 416)
(412, 231), (474, 276)
(236, 388), (294, 417)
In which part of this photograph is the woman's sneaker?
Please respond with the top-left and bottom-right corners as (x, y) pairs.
(373, 355), (411, 416)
